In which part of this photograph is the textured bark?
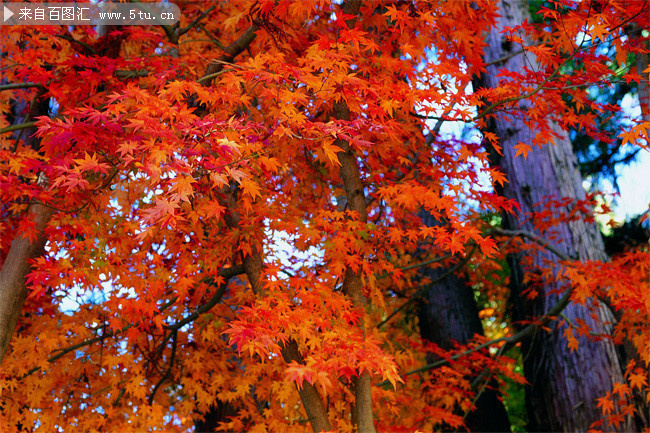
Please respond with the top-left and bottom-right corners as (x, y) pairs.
(638, 49), (649, 123)
(334, 99), (376, 433)
(197, 22), (334, 432)
(331, 2), (376, 427)
(633, 25), (649, 123)
(0, 95), (52, 364)
(0, 205), (51, 364)
(281, 341), (334, 432)
(193, 343), (334, 433)
(224, 197), (333, 432)
(417, 213), (511, 433)
(478, 1), (629, 431)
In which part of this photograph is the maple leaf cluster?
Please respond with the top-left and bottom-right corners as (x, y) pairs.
(0, 1), (648, 432)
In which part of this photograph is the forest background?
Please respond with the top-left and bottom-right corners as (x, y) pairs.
(1, 0), (649, 432)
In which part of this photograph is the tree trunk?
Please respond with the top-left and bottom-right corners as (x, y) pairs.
(476, 1), (630, 431)
(638, 49), (649, 123)
(0, 95), (51, 364)
(194, 401), (238, 433)
(417, 212), (511, 433)
(635, 38), (649, 123)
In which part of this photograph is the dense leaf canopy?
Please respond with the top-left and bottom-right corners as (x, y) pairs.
(0, 1), (648, 431)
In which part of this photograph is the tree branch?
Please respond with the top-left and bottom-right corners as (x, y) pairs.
(0, 204), (53, 364)
(220, 187), (333, 431)
(56, 34), (96, 54)
(328, 2), (377, 430)
(0, 83), (44, 92)
(178, 5), (217, 37)
(376, 253), (453, 280)
(148, 328), (177, 405)
(20, 265), (245, 377)
(483, 48), (525, 67)
(475, 49), (578, 121)
(377, 272), (576, 387)
(280, 340), (334, 432)
(165, 264), (245, 331)
(376, 246), (477, 329)
(376, 224), (596, 386)
(201, 25), (259, 87)
(0, 121), (38, 135)
(196, 68), (235, 84)
(113, 69), (150, 79)
(491, 228), (575, 261)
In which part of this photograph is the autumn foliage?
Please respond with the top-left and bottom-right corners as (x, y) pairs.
(0, 0), (649, 431)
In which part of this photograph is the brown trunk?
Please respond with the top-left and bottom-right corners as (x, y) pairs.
(417, 212), (511, 433)
(638, 49), (649, 123)
(636, 38), (649, 123)
(0, 95), (52, 364)
(0, 204), (51, 364)
(477, 1), (629, 431)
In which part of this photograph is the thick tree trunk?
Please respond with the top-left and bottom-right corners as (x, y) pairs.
(0, 204), (51, 364)
(635, 34), (649, 123)
(638, 49), (649, 123)
(477, 1), (630, 431)
(0, 96), (51, 364)
(417, 213), (511, 433)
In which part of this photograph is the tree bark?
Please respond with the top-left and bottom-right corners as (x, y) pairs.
(0, 204), (51, 364)
(634, 28), (649, 123)
(417, 213), (511, 433)
(334, 99), (376, 433)
(0, 95), (52, 364)
(477, 1), (630, 431)
(638, 49), (649, 123)
(331, 3), (375, 427)
(222, 194), (334, 433)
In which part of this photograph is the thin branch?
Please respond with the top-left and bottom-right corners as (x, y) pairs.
(178, 5), (217, 37)
(56, 34), (96, 54)
(376, 223), (591, 384)
(148, 328), (177, 405)
(196, 68), (235, 84)
(201, 25), (259, 86)
(113, 69), (150, 79)
(21, 265), (245, 378)
(198, 24), (227, 51)
(164, 267), (243, 331)
(559, 313), (604, 338)
(0, 121), (38, 135)
(484, 48), (525, 67)
(178, 38), (222, 46)
(378, 278), (575, 386)
(475, 49), (578, 121)
(462, 343), (508, 422)
(409, 111), (473, 124)
(491, 228), (575, 261)
(0, 83), (44, 92)
(21, 298), (176, 378)
(377, 253), (453, 280)
(112, 388), (126, 407)
(376, 246), (477, 329)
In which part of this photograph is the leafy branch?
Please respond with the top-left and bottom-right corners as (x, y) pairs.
(377, 246), (477, 329)
(148, 329), (177, 405)
(21, 265), (245, 379)
(377, 227), (580, 386)
(0, 121), (38, 135)
(0, 83), (44, 92)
